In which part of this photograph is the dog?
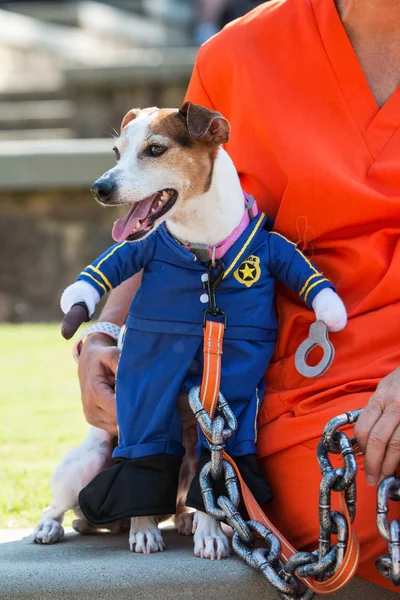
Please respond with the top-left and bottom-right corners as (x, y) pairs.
(32, 401), (203, 554)
(33, 102), (347, 558)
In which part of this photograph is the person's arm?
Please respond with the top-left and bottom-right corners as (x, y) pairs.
(78, 272), (142, 434)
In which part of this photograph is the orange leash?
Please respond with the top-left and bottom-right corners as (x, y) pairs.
(200, 319), (360, 595)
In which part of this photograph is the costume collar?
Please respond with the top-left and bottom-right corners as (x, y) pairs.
(175, 193), (258, 262)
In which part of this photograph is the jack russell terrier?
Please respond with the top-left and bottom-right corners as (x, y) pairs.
(32, 102), (347, 559)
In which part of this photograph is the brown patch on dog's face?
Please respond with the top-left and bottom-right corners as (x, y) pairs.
(146, 110), (216, 200)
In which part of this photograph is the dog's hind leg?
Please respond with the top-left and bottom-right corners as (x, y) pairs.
(72, 506), (130, 535)
(32, 427), (114, 544)
(174, 395), (196, 535)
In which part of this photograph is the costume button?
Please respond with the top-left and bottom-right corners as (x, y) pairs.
(201, 273), (208, 283)
(200, 293), (209, 303)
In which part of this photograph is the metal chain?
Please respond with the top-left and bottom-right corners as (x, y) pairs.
(189, 386), (399, 596)
(376, 476), (400, 585)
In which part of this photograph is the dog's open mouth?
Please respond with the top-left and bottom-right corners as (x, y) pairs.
(112, 189), (177, 242)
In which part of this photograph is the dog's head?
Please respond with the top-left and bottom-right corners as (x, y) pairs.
(90, 102), (230, 242)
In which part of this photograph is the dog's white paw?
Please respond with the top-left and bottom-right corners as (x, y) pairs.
(175, 510), (195, 536)
(32, 519), (64, 544)
(129, 517), (165, 554)
(193, 511), (230, 560)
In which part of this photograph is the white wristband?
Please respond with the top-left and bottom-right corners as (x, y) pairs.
(72, 322), (121, 363)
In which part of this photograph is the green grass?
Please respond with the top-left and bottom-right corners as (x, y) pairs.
(0, 324), (89, 528)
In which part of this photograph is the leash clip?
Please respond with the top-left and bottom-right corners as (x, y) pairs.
(203, 259), (227, 329)
(295, 320), (335, 378)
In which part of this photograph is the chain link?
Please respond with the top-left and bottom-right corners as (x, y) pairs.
(376, 476), (400, 585)
(189, 386), (399, 595)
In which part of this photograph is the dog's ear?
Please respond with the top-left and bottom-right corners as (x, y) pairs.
(120, 109), (140, 133)
(179, 101), (230, 146)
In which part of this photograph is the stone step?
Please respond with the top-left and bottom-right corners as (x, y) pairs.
(2, 0), (81, 26)
(0, 88), (64, 103)
(0, 528), (397, 600)
(0, 100), (75, 130)
(0, 128), (73, 141)
(0, 138), (113, 190)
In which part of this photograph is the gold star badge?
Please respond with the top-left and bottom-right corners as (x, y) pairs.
(233, 255), (261, 288)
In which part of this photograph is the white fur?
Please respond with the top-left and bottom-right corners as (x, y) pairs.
(49, 106), (347, 558)
(129, 516), (165, 554)
(167, 148), (244, 246)
(193, 511), (230, 560)
(60, 280), (100, 318)
(312, 288), (347, 332)
(32, 427), (119, 544)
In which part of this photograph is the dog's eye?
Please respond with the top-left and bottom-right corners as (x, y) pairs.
(112, 146), (120, 161)
(146, 145), (167, 158)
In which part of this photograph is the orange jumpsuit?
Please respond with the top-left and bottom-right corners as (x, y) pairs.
(185, 0), (400, 591)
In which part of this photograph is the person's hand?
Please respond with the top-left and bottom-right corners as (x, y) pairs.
(78, 333), (120, 435)
(355, 367), (400, 485)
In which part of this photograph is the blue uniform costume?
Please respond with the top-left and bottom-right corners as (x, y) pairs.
(78, 210), (335, 524)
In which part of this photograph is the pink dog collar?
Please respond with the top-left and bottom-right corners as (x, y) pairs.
(182, 193), (259, 261)
(208, 193), (258, 261)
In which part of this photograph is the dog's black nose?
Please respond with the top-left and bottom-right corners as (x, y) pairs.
(91, 179), (115, 204)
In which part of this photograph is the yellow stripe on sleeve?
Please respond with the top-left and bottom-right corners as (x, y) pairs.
(79, 271), (107, 294)
(87, 265), (112, 291)
(97, 241), (127, 268)
(295, 248), (320, 274)
(299, 272), (321, 298)
(304, 278), (329, 303)
(269, 230), (297, 247)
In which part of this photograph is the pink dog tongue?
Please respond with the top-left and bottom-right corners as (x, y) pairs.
(112, 195), (157, 242)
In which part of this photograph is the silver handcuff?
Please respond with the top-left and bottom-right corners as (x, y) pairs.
(295, 320), (334, 378)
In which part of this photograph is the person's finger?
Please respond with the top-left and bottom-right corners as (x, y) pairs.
(362, 406), (400, 485)
(95, 378), (117, 417)
(354, 391), (383, 453)
(82, 395), (117, 432)
(380, 423), (400, 482)
(85, 410), (118, 435)
(100, 346), (121, 375)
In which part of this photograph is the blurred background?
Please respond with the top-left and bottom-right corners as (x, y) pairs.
(0, 0), (264, 529)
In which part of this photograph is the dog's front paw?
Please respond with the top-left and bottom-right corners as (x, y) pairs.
(32, 519), (64, 544)
(129, 516), (165, 554)
(174, 509), (195, 536)
(193, 511), (230, 560)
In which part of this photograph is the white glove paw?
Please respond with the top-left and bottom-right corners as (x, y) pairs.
(312, 288), (347, 332)
(60, 281), (100, 318)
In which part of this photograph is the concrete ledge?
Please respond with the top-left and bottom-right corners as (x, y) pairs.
(64, 48), (197, 87)
(0, 528), (397, 600)
(0, 139), (113, 190)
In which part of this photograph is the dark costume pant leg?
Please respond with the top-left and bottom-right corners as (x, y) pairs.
(187, 338), (275, 515)
(79, 330), (202, 525)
